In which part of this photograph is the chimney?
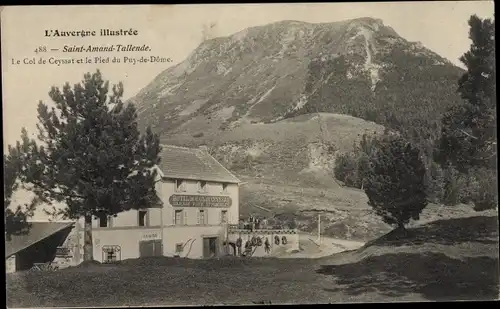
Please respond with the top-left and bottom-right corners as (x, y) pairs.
(199, 145), (208, 152)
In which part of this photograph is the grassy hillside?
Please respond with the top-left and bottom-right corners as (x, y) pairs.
(317, 214), (499, 301)
(7, 213), (498, 306)
(161, 113), (385, 239)
(240, 179), (497, 242)
(162, 113), (384, 187)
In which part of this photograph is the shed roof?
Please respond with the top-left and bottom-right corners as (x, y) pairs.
(157, 145), (241, 184)
(5, 222), (75, 258)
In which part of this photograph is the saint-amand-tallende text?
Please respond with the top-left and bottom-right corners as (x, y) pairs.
(62, 44), (151, 52)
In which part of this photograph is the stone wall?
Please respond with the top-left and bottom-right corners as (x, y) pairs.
(227, 228), (300, 257)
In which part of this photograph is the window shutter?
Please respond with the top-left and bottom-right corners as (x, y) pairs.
(183, 210), (188, 225)
(197, 211), (201, 225)
(220, 211), (223, 224)
(172, 209), (176, 225)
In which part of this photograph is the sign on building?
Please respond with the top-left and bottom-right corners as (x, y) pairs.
(169, 195), (232, 208)
(142, 231), (161, 240)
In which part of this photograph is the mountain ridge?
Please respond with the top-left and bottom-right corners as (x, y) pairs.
(130, 17), (462, 139)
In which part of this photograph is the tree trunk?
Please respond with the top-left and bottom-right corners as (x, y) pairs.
(396, 223), (409, 238)
(83, 214), (93, 261)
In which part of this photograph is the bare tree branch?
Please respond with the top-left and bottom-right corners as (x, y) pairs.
(458, 129), (497, 145)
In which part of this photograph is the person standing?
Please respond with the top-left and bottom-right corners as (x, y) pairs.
(236, 236), (242, 256)
(243, 240), (252, 257)
(249, 215), (254, 232)
(264, 237), (271, 254)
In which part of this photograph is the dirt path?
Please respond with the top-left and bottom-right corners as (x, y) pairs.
(273, 234), (365, 259)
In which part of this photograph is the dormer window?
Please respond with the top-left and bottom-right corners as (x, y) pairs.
(198, 181), (207, 193)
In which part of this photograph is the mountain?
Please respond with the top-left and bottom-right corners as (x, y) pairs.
(130, 17), (464, 141)
(128, 17), (468, 240)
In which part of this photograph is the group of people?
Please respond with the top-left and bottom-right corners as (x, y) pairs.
(235, 235), (271, 257)
(238, 215), (269, 231)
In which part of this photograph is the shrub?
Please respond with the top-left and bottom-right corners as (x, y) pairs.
(364, 135), (428, 229)
(334, 152), (361, 188)
(469, 168), (498, 211)
(441, 166), (466, 205)
(425, 160), (445, 204)
(333, 133), (378, 189)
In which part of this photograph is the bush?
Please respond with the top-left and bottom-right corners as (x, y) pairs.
(334, 152), (360, 188)
(364, 135), (428, 229)
(469, 168), (498, 211)
(424, 160), (445, 204)
(441, 166), (469, 206)
(333, 133), (379, 189)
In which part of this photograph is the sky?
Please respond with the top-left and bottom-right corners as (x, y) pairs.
(1, 2), (495, 220)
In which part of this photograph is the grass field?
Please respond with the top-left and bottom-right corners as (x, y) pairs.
(7, 213), (498, 307)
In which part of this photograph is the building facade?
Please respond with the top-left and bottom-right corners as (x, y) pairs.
(68, 145), (241, 263)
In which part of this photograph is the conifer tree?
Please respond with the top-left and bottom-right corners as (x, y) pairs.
(4, 144), (39, 241)
(364, 135), (428, 230)
(14, 70), (161, 261)
(437, 15), (496, 172)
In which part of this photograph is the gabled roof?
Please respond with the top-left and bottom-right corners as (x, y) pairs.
(5, 222), (75, 258)
(157, 145), (241, 184)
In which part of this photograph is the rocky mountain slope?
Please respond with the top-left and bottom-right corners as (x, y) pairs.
(130, 17), (463, 139)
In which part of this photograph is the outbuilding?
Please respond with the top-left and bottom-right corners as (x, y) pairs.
(5, 222), (75, 273)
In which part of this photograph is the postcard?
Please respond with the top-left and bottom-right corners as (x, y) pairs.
(2, 3), (498, 307)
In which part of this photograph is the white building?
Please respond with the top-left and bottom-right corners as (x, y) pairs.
(68, 145), (241, 263)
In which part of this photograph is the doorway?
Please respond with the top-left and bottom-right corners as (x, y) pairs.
(202, 237), (218, 258)
(139, 240), (163, 257)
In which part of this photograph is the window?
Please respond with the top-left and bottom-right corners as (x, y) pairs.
(138, 210), (147, 227)
(197, 209), (207, 225)
(221, 210), (228, 224)
(222, 183), (228, 193)
(198, 181), (207, 193)
(175, 210), (183, 225)
(175, 243), (184, 253)
(98, 213), (109, 228)
(102, 245), (121, 263)
(175, 179), (186, 192)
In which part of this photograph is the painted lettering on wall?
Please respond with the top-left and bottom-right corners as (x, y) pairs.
(169, 195), (232, 208)
(142, 231), (161, 240)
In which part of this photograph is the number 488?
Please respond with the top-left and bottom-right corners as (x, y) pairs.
(35, 46), (47, 53)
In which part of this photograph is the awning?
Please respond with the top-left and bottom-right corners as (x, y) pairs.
(5, 221), (75, 258)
